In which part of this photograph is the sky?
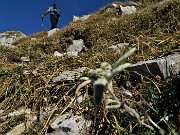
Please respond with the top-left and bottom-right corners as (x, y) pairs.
(0, 0), (126, 36)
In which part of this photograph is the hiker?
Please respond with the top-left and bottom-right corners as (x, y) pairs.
(42, 3), (61, 30)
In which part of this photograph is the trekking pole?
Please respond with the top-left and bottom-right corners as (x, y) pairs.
(42, 16), (44, 30)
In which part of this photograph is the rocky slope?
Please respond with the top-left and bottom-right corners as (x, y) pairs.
(0, 0), (180, 134)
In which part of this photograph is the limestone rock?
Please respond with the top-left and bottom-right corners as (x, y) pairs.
(23, 70), (30, 75)
(31, 38), (37, 41)
(65, 51), (78, 57)
(120, 5), (136, 14)
(106, 3), (118, 12)
(54, 51), (63, 57)
(21, 56), (30, 62)
(47, 113), (91, 135)
(5, 116), (37, 135)
(105, 3), (136, 14)
(5, 123), (26, 135)
(53, 67), (88, 83)
(48, 28), (59, 37)
(0, 107), (31, 122)
(2, 108), (37, 135)
(108, 42), (130, 51)
(73, 15), (91, 22)
(107, 45), (118, 51)
(54, 51), (79, 57)
(0, 31), (26, 46)
(54, 39), (87, 58)
(67, 39), (87, 53)
(127, 54), (180, 81)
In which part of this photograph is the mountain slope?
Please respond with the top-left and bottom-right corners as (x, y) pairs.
(0, 0), (180, 134)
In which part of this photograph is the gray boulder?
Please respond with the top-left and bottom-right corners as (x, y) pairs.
(67, 39), (87, 53)
(47, 113), (91, 135)
(105, 3), (136, 14)
(2, 107), (37, 135)
(54, 51), (63, 57)
(127, 54), (180, 81)
(108, 42), (130, 51)
(48, 28), (59, 37)
(53, 67), (88, 83)
(120, 5), (136, 14)
(73, 15), (91, 22)
(0, 31), (26, 46)
(30, 38), (37, 41)
(21, 56), (30, 62)
(107, 45), (118, 51)
(106, 3), (118, 12)
(155, 0), (170, 7)
(54, 51), (79, 57)
(54, 39), (87, 58)
(53, 71), (81, 83)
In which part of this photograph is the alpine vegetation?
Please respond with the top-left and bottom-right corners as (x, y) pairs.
(75, 47), (166, 132)
(76, 47), (136, 108)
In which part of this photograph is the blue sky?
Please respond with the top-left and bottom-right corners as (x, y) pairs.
(0, 0), (125, 36)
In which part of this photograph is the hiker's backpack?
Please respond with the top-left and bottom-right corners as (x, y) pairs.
(53, 3), (61, 18)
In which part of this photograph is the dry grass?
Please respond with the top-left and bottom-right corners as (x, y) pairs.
(0, 0), (180, 134)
